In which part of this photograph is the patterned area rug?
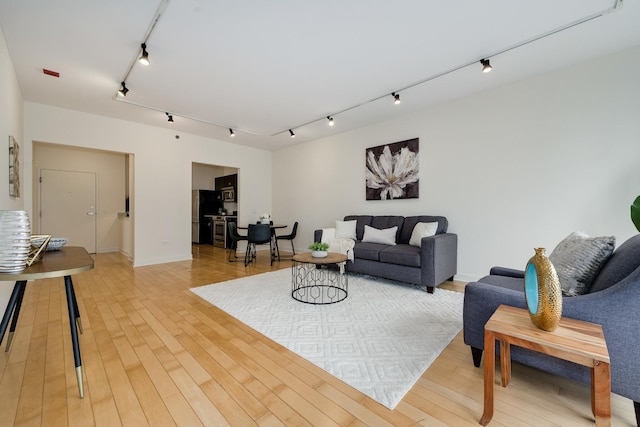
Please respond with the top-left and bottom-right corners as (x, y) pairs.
(190, 268), (464, 409)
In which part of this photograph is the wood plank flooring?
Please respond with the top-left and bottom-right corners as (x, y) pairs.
(0, 245), (636, 426)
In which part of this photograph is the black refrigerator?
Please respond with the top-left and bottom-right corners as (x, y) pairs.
(191, 190), (223, 244)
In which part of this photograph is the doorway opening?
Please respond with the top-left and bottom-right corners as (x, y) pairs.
(33, 142), (133, 258)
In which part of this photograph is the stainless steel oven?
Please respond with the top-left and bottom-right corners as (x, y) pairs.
(213, 216), (226, 248)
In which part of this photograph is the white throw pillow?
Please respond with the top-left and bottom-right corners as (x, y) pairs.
(335, 220), (357, 240)
(409, 222), (439, 247)
(362, 225), (397, 245)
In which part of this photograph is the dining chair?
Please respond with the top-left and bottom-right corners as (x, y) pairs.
(245, 223), (273, 266)
(276, 221), (298, 259)
(227, 221), (247, 263)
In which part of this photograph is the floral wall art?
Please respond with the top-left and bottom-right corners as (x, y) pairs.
(365, 138), (419, 200)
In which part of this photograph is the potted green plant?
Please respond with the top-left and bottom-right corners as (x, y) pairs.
(308, 242), (329, 258)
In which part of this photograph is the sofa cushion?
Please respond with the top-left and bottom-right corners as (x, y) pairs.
(362, 225), (397, 245)
(335, 220), (357, 240)
(353, 242), (387, 261)
(400, 216), (447, 244)
(379, 244), (421, 267)
(589, 234), (640, 293)
(409, 222), (438, 247)
(370, 216), (405, 242)
(343, 215), (373, 241)
(549, 231), (615, 296)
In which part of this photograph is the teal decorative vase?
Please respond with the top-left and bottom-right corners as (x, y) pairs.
(524, 248), (562, 332)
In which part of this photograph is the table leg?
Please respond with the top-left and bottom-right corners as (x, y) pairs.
(0, 280), (27, 352)
(592, 361), (611, 427)
(480, 329), (495, 425)
(69, 281), (83, 334)
(64, 276), (84, 398)
(499, 339), (511, 387)
(5, 280), (27, 352)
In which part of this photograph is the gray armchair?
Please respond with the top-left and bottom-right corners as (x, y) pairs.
(463, 234), (640, 425)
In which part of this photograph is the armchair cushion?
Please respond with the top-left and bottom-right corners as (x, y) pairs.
(549, 231), (615, 296)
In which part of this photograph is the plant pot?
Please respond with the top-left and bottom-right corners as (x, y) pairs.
(311, 250), (328, 258)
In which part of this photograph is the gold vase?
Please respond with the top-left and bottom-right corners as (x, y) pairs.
(524, 248), (562, 331)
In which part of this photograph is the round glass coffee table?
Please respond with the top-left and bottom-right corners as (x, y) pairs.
(291, 252), (348, 304)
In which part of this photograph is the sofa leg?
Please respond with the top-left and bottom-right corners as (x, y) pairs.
(426, 286), (435, 294)
(634, 400), (639, 426)
(471, 346), (483, 368)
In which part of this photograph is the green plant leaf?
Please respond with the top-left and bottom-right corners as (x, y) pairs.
(632, 195), (640, 232)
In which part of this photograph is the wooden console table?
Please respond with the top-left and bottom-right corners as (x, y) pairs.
(481, 305), (610, 426)
(0, 246), (94, 398)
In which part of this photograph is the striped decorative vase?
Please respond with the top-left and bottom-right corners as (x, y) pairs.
(0, 210), (32, 273)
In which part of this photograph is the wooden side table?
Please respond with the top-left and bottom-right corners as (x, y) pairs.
(480, 305), (610, 426)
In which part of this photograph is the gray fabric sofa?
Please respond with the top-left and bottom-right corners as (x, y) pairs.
(463, 234), (640, 424)
(314, 215), (458, 293)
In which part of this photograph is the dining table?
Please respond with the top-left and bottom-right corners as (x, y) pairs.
(237, 223), (288, 261)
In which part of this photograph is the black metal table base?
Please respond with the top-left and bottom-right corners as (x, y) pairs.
(291, 262), (348, 304)
(0, 276), (84, 397)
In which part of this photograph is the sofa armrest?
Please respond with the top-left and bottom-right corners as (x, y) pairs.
(420, 232), (457, 287)
(462, 282), (527, 350)
(488, 266), (525, 278)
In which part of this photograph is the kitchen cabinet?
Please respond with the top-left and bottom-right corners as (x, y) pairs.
(215, 174), (237, 191)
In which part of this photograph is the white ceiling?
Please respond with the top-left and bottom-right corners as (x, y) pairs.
(1, 0), (639, 151)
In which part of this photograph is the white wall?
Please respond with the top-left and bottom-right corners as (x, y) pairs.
(0, 28), (25, 311)
(32, 142), (126, 253)
(273, 46), (640, 281)
(23, 103), (273, 267)
(192, 163), (224, 190)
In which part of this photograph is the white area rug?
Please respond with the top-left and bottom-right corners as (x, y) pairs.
(190, 268), (464, 409)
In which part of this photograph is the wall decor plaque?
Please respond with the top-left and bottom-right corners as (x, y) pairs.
(365, 138), (419, 200)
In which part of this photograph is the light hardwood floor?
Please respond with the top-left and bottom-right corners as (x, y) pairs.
(0, 245), (635, 426)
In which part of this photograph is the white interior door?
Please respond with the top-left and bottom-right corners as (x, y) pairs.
(40, 169), (97, 253)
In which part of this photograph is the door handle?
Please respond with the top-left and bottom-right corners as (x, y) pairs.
(86, 212), (95, 216)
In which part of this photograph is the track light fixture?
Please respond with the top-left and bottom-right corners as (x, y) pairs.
(327, 116), (334, 126)
(229, 128), (235, 137)
(392, 92), (401, 104)
(165, 112), (173, 122)
(139, 43), (150, 66)
(118, 81), (129, 97)
(289, 129), (296, 138)
(481, 59), (492, 73)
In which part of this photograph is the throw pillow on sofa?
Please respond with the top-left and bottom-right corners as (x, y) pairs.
(549, 231), (615, 296)
(409, 222), (438, 247)
(362, 225), (397, 245)
(335, 220), (357, 240)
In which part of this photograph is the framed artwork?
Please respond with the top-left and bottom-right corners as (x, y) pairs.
(365, 138), (419, 200)
(9, 135), (20, 197)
